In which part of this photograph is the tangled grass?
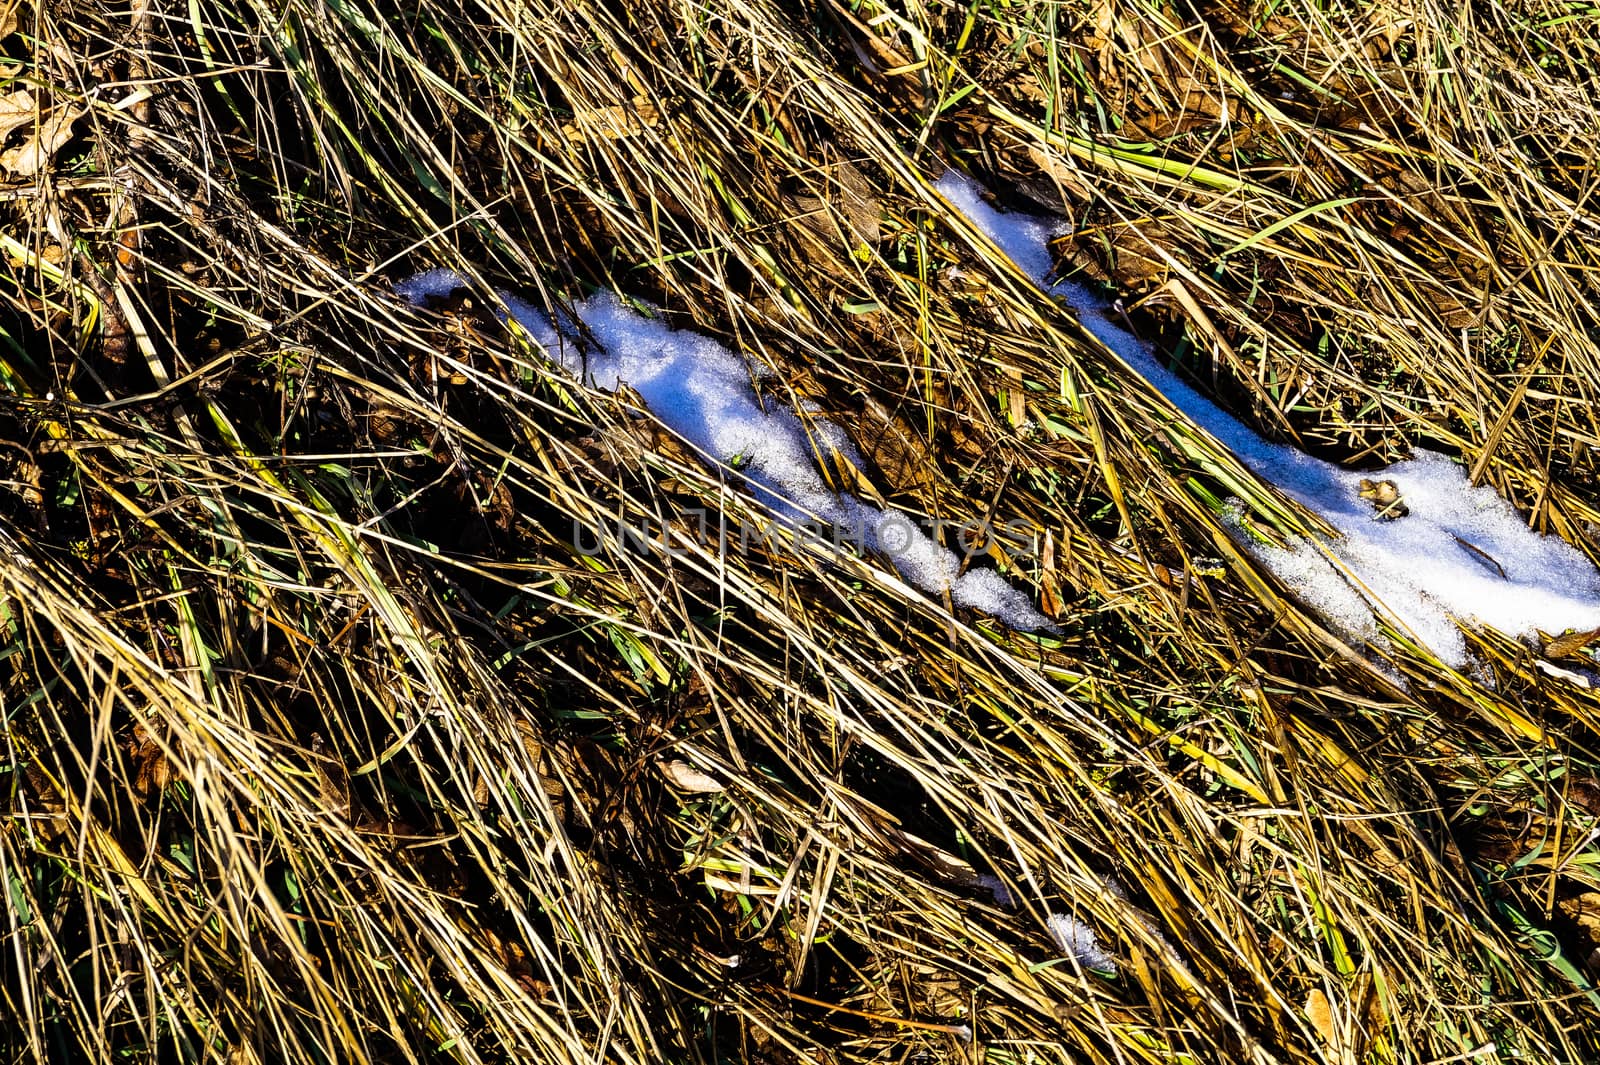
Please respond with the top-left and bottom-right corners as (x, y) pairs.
(3, 0), (1600, 1060)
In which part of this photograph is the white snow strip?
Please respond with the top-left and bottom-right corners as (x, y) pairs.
(968, 872), (1117, 974)
(937, 171), (1600, 668)
(397, 268), (1052, 631)
(1046, 912), (1118, 974)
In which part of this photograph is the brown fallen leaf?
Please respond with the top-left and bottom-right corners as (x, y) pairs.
(2, 454), (42, 507)
(1543, 626), (1600, 660)
(1, 103), (82, 177)
(822, 441), (886, 508)
(1558, 892), (1600, 976)
(857, 396), (934, 494)
(128, 724), (174, 799)
(1039, 527), (1065, 619)
(657, 758), (724, 793)
(1305, 987), (1337, 1049)
(1358, 477), (1409, 520)
(1350, 969), (1387, 1056)
(0, 0), (19, 40)
(788, 156), (882, 247)
(0, 87), (34, 141)
(1027, 144), (1092, 202)
(310, 733), (351, 819)
(562, 95), (660, 142)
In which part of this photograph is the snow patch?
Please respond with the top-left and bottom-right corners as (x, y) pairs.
(938, 170), (1600, 668)
(1046, 912), (1118, 974)
(398, 270), (1052, 631)
(970, 873), (1116, 973)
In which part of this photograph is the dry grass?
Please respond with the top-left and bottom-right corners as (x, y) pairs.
(3, 0), (1600, 1060)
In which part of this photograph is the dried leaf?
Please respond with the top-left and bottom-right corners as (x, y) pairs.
(785, 156), (883, 265)
(857, 396), (934, 493)
(562, 96), (660, 142)
(0, 88), (34, 141)
(1039, 528), (1065, 618)
(822, 443), (885, 508)
(1543, 625), (1600, 660)
(1305, 987), (1337, 1048)
(129, 726), (174, 798)
(1558, 891), (1600, 922)
(1004, 366), (1026, 427)
(310, 733), (351, 818)
(1026, 144), (1092, 201)
(3, 455), (42, 506)
(657, 758), (724, 793)
(1351, 970), (1387, 1052)
(0, 0), (19, 40)
(1, 104), (82, 177)
(1558, 893), (1600, 977)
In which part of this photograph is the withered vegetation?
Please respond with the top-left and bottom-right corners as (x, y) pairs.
(3, 0), (1600, 1061)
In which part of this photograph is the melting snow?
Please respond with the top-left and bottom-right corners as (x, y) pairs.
(937, 171), (1600, 668)
(970, 873), (1117, 975)
(1046, 912), (1118, 974)
(397, 268), (1052, 631)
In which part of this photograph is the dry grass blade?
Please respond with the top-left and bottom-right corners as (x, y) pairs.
(2, 0), (1600, 1061)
